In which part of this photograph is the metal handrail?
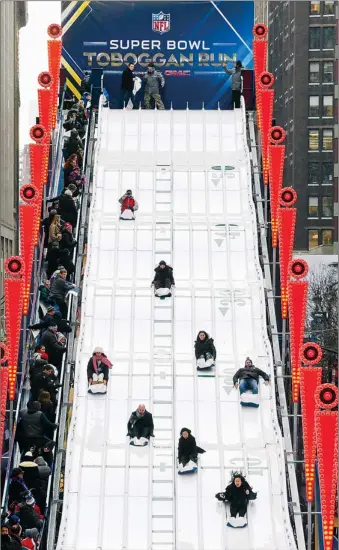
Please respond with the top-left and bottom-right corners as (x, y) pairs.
(0, 89), (85, 516)
(38, 96), (94, 548)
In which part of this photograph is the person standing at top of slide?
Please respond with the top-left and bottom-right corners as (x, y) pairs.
(120, 63), (138, 109)
(222, 60), (243, 109)
(143, 63), (165, 110)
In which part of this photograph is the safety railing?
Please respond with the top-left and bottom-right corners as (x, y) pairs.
(1, 91), (93, 549)
(39, 94), (96, 549)
(45, 95), (98, 550)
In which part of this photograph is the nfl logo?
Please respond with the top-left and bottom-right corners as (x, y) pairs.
(152, 12), (170, 35)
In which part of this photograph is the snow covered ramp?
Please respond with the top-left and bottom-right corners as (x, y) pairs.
(56, 106), (297, 550)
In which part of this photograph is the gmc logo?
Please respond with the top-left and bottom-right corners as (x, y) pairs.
(164, 70), (191, 77)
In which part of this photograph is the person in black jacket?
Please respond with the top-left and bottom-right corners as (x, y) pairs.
(178, 428), (205, 467)
(87, 347), (112, 386)
(233, 357), (269, 395)
(16, 498), (43, 532)
(120, 63), (137, 109)
(0, 525), (21, 550)
(8, 468), (30, 509)
(17, 401), (57, 451)
(56, 189), (78, 228)
(215, 473), (257, 521)
(152, 261), (175, 290)
(18, 452), (42, 496)
(46, 242), (61, 278)
(28, 305), (72, 335)
(31, 366), (61, 404)
(60, 223), (76, 253)
(194, 331), (216, 369)
(40, 326), (66, 369)
(127, 404), (154, 440)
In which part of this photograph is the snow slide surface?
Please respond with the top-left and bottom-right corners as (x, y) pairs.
(56, 106), (297, 550)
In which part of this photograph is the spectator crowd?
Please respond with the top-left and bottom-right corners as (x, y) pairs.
(1, 96), (90, 550)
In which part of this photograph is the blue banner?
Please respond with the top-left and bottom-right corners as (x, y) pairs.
(61, 1), (254, 109)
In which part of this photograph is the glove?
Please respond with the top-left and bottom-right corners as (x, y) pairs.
(215, 492), (225, 502)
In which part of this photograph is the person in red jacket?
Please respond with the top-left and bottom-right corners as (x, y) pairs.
(119, 190), (139, 214)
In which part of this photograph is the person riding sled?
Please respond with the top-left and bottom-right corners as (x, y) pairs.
(119, 190), (139, 214)
(127, 404), (154, 445)
(215, 472), (257, 528)
(194, 331), (216, 369)
(152, 261), (175, 292)
(87, 347), (113, 393)
(178, 428), (205, 469)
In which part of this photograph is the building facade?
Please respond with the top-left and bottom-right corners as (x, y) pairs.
(267, 0), (338, 253)
(0, 1), (27, 316)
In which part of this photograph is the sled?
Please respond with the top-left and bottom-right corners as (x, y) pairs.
(130, 436), (149, 447)
(178, 460), (198, 475)
(155, 287), (172, 298)
(227, 515), (248, 528)
(120, 209), (135, 221)
(88, 383), (107, 395)
(240, 392), (259, 408)
(197, 357), (216, 377)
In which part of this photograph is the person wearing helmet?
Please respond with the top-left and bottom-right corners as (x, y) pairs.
(152, 261), (175, 291)
(118, 189), (139, 214)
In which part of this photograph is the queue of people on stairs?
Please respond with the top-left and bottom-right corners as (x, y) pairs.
(1, 98), (89, 549)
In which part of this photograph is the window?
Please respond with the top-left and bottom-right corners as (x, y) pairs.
(308, 162), (321, 185)
(309, 96), (320, 117)
(309, 27), (321, 49)
(309, 62), (320, 83)
(323, 61), (334, 83)
(323, 27), (335, 49)
(322, 196), (333, 217)
(322, 229), (333, 245)
(322, 129), (333, 150)
(309, 129), (320, 150)
(324, 2), (335, 15)
(322, 162), (333, 184)
(323, 96), (333, 117)
(308, 196), (319, 217)
(308, 230), (319, 250)
(310, 2), (320, 14)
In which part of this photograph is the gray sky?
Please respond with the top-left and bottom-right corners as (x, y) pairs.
(19, 1), (61, 150)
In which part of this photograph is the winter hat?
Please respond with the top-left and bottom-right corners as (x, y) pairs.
(64, 189), (72, 196)
(180, 427), (191, 436)
(34, 456), (46, 466)
(67, 183), (77, 193)
(8, 515), (20, 526)
(23, 451), (34, 461)
(25, 495), (35, 506)
(24, 527), (39, 539)
(126, 189), (132, 195)
(94, 346), (104, 354)
(11, 467), (23, 477)
(47, 306), (55, 312)
(64, 223), (72, 231)
(159, 260), (166, 266)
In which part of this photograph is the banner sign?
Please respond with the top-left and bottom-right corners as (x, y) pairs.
(61, 1), (254, 109)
